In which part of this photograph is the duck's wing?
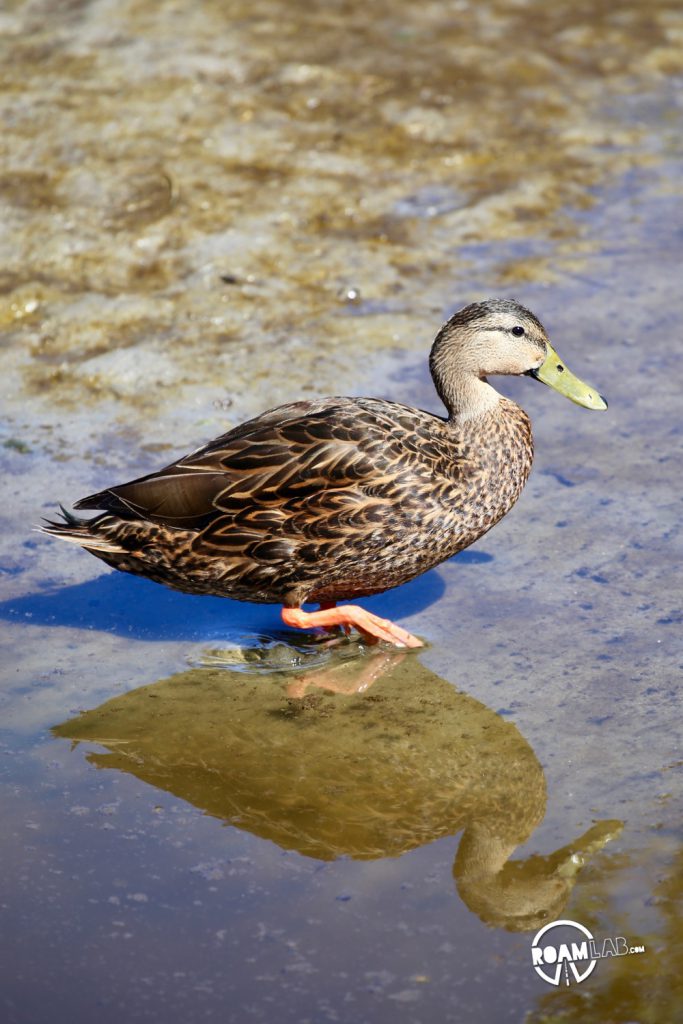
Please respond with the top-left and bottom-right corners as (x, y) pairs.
(73, 399), (444, 546)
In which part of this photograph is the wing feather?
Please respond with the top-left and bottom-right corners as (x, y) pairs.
(73, 398), (456, 571)
(74, 400), (402, 526)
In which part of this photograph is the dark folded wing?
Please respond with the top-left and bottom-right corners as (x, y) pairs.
(73, 400), (411, 541)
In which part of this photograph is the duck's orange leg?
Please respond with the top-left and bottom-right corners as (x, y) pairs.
(281, 604), (423, 649)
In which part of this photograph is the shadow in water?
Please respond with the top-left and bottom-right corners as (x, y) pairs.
(0, 553), (470, 641)
(53, 650), (621, 932)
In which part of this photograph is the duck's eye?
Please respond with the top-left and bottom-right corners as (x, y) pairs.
(511, 325), (525, 337)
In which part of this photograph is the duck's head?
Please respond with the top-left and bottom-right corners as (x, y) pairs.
(430, 298), (607, 418)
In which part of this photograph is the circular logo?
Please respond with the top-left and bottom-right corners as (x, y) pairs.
(531, 919), (597, 986)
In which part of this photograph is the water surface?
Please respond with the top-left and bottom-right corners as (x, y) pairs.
(1, 1), (682, 1021)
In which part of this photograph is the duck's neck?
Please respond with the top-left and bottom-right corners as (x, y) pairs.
(455, 822), (518, 881)
(436, 372), (501, 423)
(429, 332), (502, 422)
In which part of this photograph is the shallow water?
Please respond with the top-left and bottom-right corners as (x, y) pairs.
(1, 1), (682, 1022)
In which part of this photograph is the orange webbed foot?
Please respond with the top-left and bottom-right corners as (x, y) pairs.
(281, 604), (423, 649)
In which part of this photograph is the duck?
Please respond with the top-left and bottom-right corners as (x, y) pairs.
(41, 298), (606, 648)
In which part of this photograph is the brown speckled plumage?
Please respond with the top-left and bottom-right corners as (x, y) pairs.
(41, 299), (604, 645)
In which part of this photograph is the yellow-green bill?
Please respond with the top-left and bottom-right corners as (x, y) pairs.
(530, 342), (607, 410)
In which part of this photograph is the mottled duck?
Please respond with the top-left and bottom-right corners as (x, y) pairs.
(42, 299), (606, 647)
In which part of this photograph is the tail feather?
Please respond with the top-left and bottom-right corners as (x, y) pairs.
(37, 506), (125, 554)
(57, 503), (89, 526)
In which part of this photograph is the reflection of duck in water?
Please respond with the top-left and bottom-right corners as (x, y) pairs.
(53, 653), (620, 932)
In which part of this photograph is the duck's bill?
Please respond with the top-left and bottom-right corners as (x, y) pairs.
(527, 342), (608, 411)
